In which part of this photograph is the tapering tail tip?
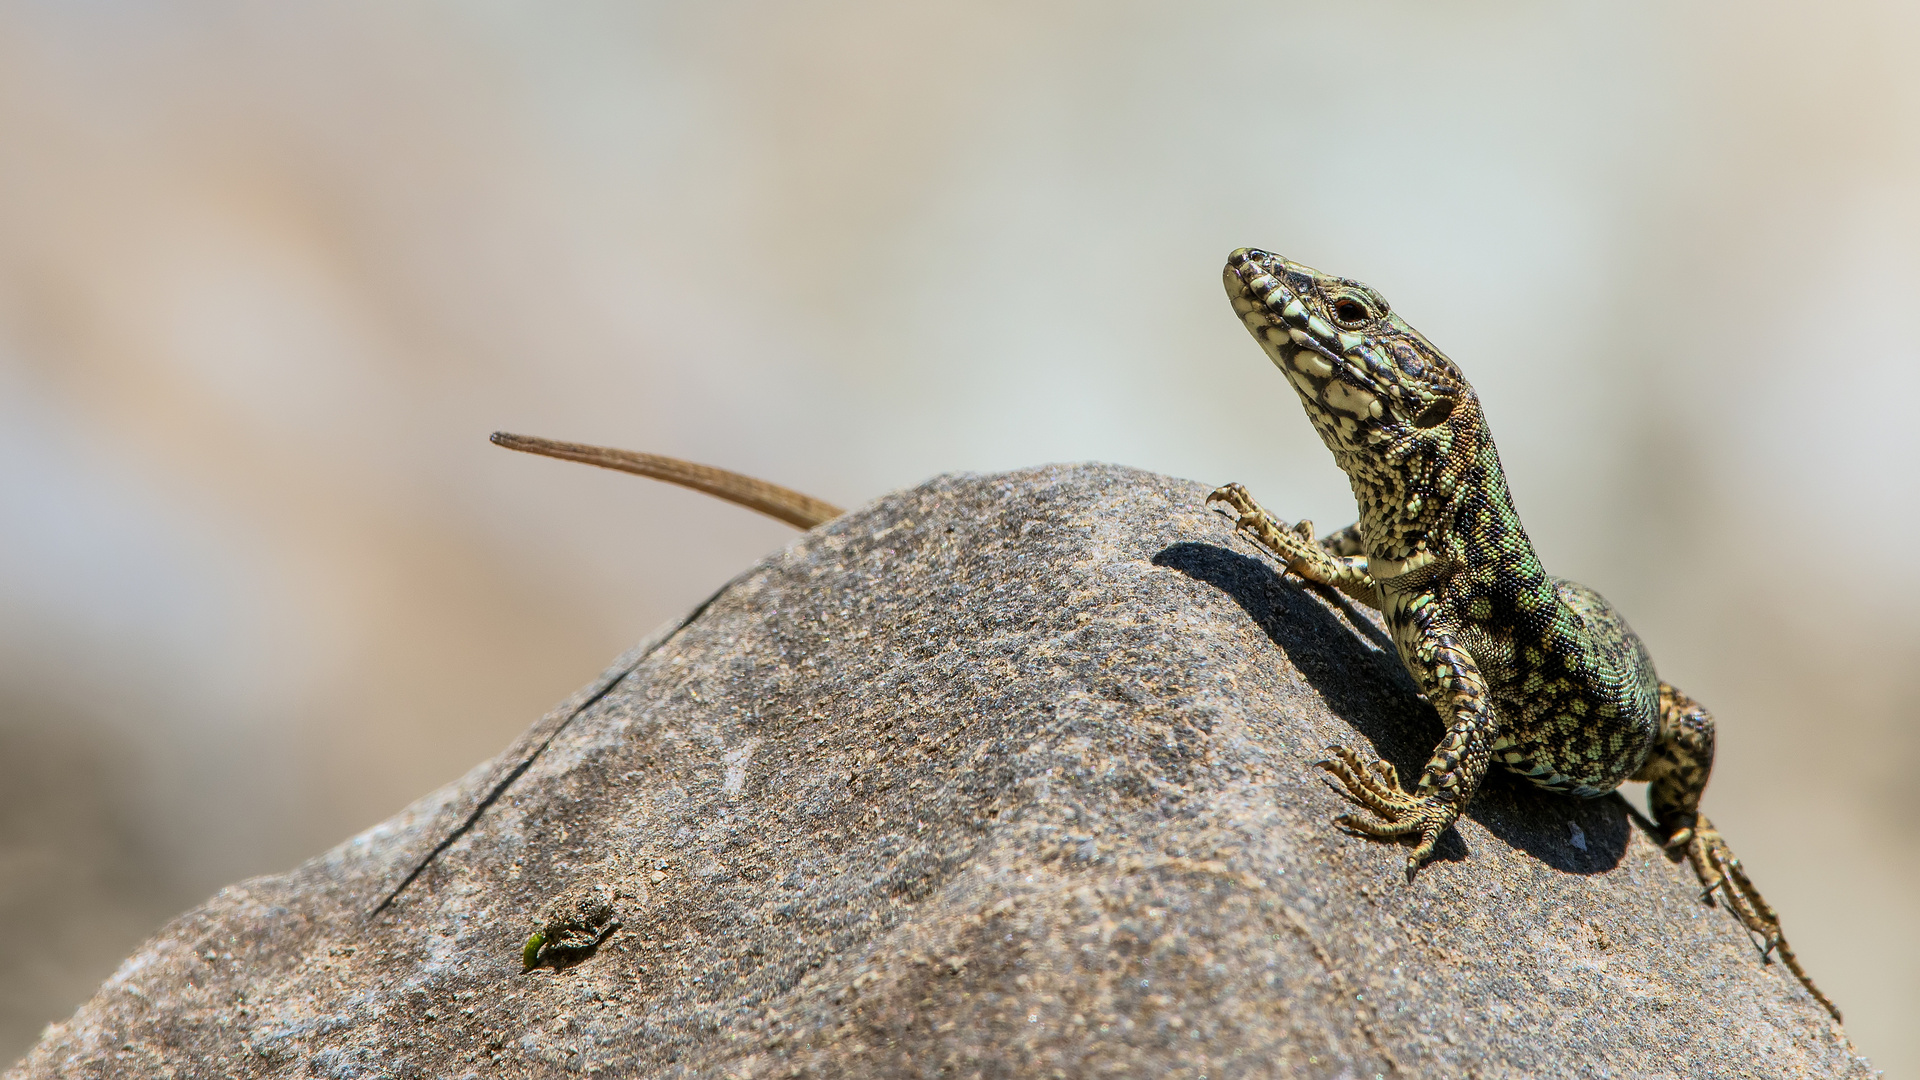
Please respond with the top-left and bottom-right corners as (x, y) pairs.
(491, 431), (548, 453)
(487, 431), (843, 530)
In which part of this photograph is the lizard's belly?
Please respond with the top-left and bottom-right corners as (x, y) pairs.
(1488, 691), (1657, 798)
(1449, 576), (1661, 798)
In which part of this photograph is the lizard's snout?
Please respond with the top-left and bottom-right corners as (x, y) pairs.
(1225, 248), (1276, 299)
(1228, 247), (1272, 273)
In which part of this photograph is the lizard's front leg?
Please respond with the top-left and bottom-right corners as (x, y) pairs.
(1318, 617), (1498, 880)
(1207, 483), (1378, 609)
(1633, 683), (1841, 1020)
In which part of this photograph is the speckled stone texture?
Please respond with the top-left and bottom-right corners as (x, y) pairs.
(11, 465), (1871, 1079)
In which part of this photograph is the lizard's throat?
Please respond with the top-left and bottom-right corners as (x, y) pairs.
(1344, 441), (1459, 545)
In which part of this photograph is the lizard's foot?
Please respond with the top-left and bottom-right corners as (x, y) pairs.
(1669, 814), (1841, 1021)
(1206, 484), (1380, 609)
(1207, 483), (1315, 543)
(1314, 745), (1460, 880)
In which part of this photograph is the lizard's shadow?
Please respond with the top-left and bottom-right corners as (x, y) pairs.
(1153, 540), (1629, 876)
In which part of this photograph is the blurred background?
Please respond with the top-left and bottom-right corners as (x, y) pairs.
(2, 0), (1916, 1070)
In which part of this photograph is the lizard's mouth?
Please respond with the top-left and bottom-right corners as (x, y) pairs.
(1225, 248), (1389, 421)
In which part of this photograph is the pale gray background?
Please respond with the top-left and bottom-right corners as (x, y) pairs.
(2, 1), (1915, 1071)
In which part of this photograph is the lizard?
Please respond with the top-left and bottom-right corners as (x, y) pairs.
(489, 314), (1841, 1022)
(1207, 245), (1840, 1021)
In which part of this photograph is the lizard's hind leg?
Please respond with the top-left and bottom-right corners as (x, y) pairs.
(1633, 682), (1841, 1021)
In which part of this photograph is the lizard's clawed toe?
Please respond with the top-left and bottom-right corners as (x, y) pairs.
(1206, 483), (1252, 512)
(1313, 744), (1459, 876)
(1667, 813), (1841, 1021)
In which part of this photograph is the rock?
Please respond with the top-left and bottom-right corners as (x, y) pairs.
(9, 465), (1871, 1078)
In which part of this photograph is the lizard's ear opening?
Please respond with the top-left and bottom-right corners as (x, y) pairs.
(1412, 396), (1456, 429)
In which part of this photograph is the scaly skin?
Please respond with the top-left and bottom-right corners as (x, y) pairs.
(1211, 247), (1839, 1021)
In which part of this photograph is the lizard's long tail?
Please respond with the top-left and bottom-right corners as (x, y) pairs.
(490, 432), (843, 529)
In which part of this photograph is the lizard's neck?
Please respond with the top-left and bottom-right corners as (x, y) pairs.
(1350, 419), (1546, 581)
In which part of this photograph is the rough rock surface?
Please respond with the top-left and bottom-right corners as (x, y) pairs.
(11, 465), (1871, 1079)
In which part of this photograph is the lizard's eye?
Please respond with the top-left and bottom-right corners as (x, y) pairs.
(1332, 297), (1370, 326)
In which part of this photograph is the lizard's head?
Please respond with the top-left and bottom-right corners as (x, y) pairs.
(1224, 248), (1472, 462)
